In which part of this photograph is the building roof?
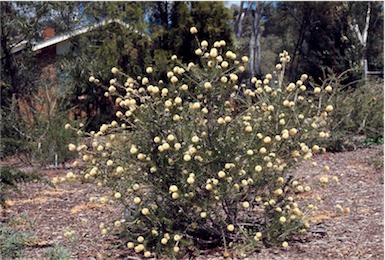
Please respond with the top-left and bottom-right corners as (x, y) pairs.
(11, 19), (145, 54)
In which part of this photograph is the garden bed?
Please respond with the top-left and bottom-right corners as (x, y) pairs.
(1, 145), (383, 259)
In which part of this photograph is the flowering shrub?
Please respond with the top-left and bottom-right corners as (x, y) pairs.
(65, 28), (336, 258)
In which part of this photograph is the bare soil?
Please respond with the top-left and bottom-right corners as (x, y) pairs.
(1, 145), (383, 259)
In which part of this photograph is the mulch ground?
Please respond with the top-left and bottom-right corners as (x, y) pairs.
(1, 145), (383, 259)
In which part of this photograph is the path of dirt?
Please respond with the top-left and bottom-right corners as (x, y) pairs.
(1, 145), (383, 259)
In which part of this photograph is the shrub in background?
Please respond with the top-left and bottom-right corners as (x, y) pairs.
(65, 28), (335, 258)
(0, 94), (80, 166)
(312, 68), (384, 152)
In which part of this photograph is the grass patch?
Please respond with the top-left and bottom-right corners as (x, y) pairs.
(0, 222), (33, 258)
(44, 244), (71, 260)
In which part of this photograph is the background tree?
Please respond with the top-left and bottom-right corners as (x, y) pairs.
(64, 2), (151, 130)
(0, 2), (82, 162)
(234, 1), (266, 78)
(148, 1), (233, 75)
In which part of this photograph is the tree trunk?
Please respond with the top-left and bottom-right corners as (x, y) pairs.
(350, 2), (371, 67)
(248, 1), (262, 78)
(234, 1), (245, 38)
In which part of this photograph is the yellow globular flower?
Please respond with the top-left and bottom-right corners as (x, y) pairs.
(314, 87), (321, 94)
(274, 188), (283, 196)
(217, 117), (225, 125)
(230, 73), (238, 82)
(66, 171), (75, 179)
(241, 56), (249, 63)
(300, 74), (308, 81)
(187, 177), (195, 184)
(174, 97), (182, 105)
(137, 236), (145, 243)
(209, 48), (218, 58)
(221, 61), (229, 68)
(190, 26), (198, 34)
(133, 197), (141, 204)
(161, 238), (168, 245)
(183, 154), (192, 161)
(296, 185), (304, 192)
(255, 165), (262, 172)
(325, 85), (333, 92)
(205, 183), (213, 191)
(137, 153), (146, 160)
(134, 244), (145, 253)
(68, 143), (76, 152)
(173, 246), (180, 253)
(323, 165), (330, 172)
(204, 82), (212, 89)
(116, 166), (124, 174)
(141, 208), (150, 216)
(174, 234), (181, 241)
(242, 201), (250, 208)
(114, 192), (121, 199)
(289, 128), (298, 136)
(263, 136), (272, 144)
(218, 171), (226, 178)
(201, 40), (208, 48)
(279, 216), (286, 223)
(259, 147), (267, 154)
(144, 251), (151, 258)
(169, 185), (178, 193)
(170, 76), (178, 84)
(127, 242), (135, 249)
(238, 65), (245, 72)
(111, 67), (119, 74)
(192, 102), (201, 110)
(195, 48), (202, 55)
(227, 224), (235, 232)
(320, 176), (329, 184)
(282, 241), (289, 248)
(254, 232), (262, 241)
(325, 105), (333, 112)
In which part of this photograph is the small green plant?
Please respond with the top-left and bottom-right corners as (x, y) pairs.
(65, 27), (337, 258)
(44, 244), (71, 260)
(313, 68), (384, 152)
(0, 222), (32, 258)
(363, 137), (384, 146)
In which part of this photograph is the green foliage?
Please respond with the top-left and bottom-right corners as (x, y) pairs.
(1, 2), (83, 163)
(67, 32), (335, 258)
(363, 137), (384, 147)
(0, 222), (32, 258)
(44, 244), (71, 260)
(259, 2), (383, 82)
(313, 69), (384, 151)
